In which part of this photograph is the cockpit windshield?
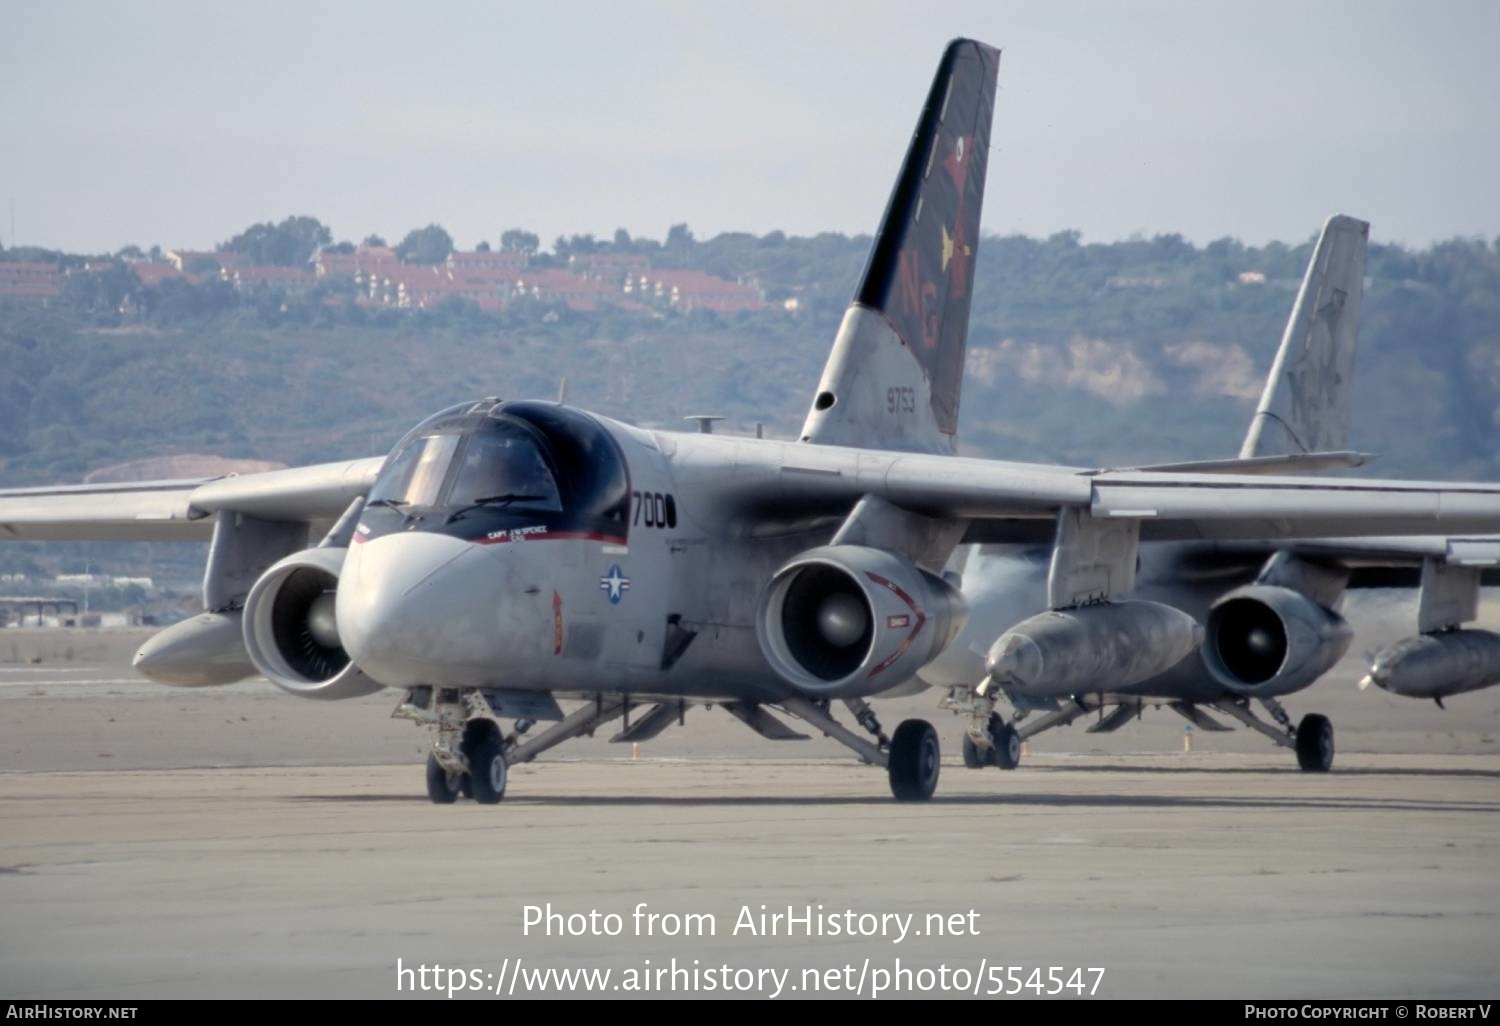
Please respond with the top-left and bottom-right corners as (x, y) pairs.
(447, 422), (562, 511)
(368, 433), (459, 508)
(363, 400), (628, 543)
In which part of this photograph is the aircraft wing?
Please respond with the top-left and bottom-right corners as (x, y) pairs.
(746, 446), (1500, 542)
(1246, 535), (1500, 567)
(0, 457), (383, 542)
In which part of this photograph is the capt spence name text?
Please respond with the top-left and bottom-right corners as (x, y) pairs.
(523, 903), (981, 945)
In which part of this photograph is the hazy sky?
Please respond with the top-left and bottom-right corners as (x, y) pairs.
(4, 0), (1498, 255)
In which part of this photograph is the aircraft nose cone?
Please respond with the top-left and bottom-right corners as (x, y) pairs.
(337, 532), (497, 687)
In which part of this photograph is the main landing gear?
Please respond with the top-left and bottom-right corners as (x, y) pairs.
(781, 696), (942, 801)
(888, 719), (941, 801)
(1293, 712), (1334, 773)
(1211, 696), (1335, 772)
(401, 687), (950, 803)
(943, 684), (1335, 773)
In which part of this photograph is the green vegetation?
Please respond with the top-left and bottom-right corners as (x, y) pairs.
(395, 224), (455, 265)
(221, 215), (332, 266)
(2, 224), (1499, 497)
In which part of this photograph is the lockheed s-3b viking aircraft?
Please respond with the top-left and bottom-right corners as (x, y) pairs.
(913, 213), (1500, 769)
(5, 39), (1500, 802)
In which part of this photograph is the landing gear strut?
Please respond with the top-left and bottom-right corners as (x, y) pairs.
(1211, 697), (1335, 772)
(780, 697), (941, 801)
(945, 686), (1024, 771)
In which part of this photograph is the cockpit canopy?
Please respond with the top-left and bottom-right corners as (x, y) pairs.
(365, 399), (629, 543)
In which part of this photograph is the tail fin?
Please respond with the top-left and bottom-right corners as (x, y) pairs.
(800, 38), (1000, 454)
(1239, 214), (1369, 458)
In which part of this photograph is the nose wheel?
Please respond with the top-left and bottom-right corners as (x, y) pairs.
(425, 752), (461, 804)
(961, 713), (1021, 770)
(465, 725), (509, 804)
(421, 717), (509, 804)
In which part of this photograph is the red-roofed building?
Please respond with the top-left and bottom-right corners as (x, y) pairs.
(165, 249), (245, 274)
(448, 250), (528, 275)
(569, 251), (651, 282)
(132, 262), (197, 287)
(629, 269), (764, 313)
(370, 264), (509, 310)
(513, 269), (618, 310)
(230, 266), (317, 292)
(318, 246), (400, 279)
(0, 262), (62, 303)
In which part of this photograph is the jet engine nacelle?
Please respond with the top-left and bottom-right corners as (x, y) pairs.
(1202, 584), (1352, 697)
(241, 547), (383, 700)
(756, 545), (967, 698)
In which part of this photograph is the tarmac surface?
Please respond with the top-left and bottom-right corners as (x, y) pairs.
(2, 621), (1499, 999)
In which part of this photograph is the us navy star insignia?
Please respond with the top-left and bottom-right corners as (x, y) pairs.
(599, 564), (631, 604)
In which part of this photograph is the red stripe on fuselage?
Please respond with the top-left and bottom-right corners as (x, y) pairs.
(351, 529), (625, 547)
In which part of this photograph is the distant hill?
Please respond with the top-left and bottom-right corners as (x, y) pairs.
(2, 227), (1498, 492)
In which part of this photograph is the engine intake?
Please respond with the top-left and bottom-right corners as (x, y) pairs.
(242, 547), (383, 700)
(1203, 584), (1351, 696)
(757, 545), (966, 697)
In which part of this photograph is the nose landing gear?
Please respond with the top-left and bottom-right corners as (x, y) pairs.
(401, 688), (512, 804)
(463, 719), (509, 804)
(397, 687), (629, 804)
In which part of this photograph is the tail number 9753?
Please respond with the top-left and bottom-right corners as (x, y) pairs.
(632, 491), (678, 530)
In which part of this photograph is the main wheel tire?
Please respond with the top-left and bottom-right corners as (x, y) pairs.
(989, 720), (1022, 770)
(463, 719), (509, 804)
(888, 719), (940, 801)
(961, 735), (987, 769)
(425, 752), (459, 804)
(1295, 713), (1334, 772)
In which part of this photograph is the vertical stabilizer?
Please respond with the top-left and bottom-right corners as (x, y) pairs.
(800, 39), (1000, 454)
(1240, 215), (1368, 458)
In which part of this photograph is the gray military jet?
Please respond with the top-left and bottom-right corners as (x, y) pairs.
(5, 39), (1500, 802)
(917, 213), (1500, 769)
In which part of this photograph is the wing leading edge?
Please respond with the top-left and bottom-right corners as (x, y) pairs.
(0, 457), (383, 542)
